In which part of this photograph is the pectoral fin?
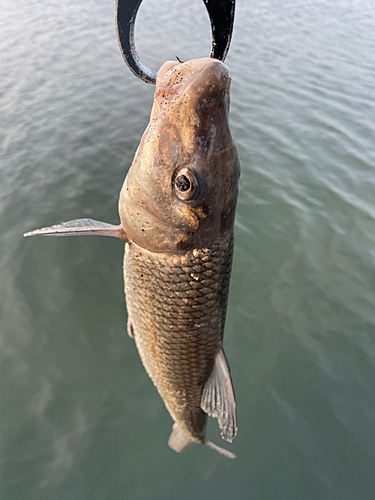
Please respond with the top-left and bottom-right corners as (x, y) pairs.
(24, 218), (128, 242)
(201, 348), (237, 443)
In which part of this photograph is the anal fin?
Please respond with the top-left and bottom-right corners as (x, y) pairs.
(201, 348), (237, 443)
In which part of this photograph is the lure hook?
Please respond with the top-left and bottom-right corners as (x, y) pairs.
(115, 0), (236, 84)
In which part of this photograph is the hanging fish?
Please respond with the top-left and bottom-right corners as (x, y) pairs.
(25, 58), (240, 458)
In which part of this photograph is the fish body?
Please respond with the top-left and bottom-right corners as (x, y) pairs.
(124, 234), (233, 443)
(25, 58), (239, 457)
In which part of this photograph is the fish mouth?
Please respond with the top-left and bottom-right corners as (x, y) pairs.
(152, 58), (231, 118)
(161, 58), (230, 93)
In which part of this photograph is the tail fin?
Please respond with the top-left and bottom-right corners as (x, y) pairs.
(205, 440), (236, 459)
(168, 423), (236, 459)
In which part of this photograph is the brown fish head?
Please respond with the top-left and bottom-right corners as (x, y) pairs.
(119, 58), (240, 253)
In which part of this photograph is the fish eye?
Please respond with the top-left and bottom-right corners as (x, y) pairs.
(173, 168), (198, 201)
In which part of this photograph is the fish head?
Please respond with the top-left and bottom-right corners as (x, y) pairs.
(119, 58), (240, 253)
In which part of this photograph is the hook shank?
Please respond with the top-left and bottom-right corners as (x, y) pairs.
(115, 0), (236, 84)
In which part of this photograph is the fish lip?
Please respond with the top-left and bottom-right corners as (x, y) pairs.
(165, 58), (229, 85)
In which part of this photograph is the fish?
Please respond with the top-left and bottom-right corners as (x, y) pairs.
(24, 58), (240, 459)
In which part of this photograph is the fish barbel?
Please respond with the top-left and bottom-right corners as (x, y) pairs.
(24, 58), (240, 458)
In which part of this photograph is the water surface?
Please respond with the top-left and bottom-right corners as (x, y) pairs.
(1, 0), (375, 498)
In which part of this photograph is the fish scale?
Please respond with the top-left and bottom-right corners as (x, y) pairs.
(124, 233), (234, 441)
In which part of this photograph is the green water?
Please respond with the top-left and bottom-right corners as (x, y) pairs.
(1, 0), (375, 498)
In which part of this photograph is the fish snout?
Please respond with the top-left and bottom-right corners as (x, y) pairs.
(195, 59), (230, 91)
(183, 60), (231, 114)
